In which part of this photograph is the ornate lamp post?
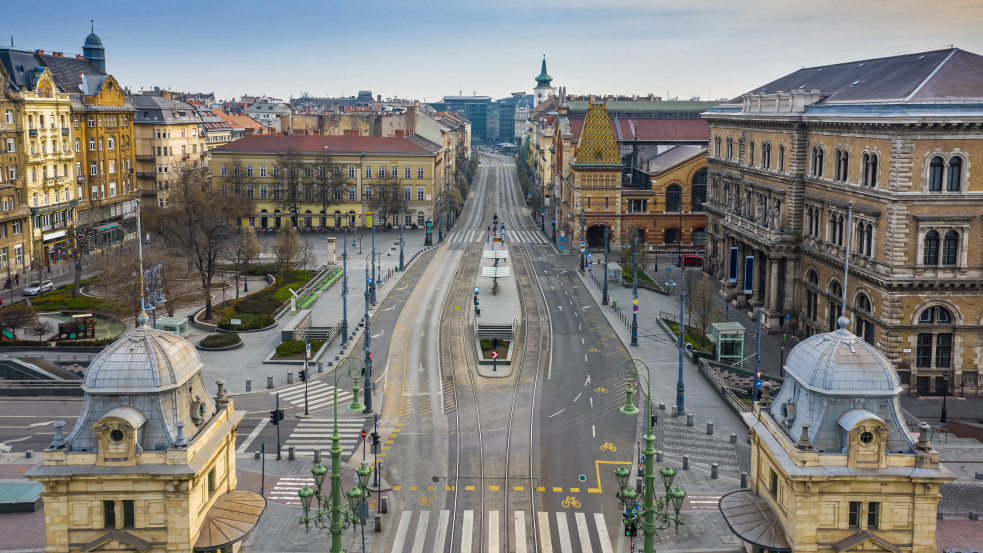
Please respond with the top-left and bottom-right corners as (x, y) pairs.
(940, 371), (949, 424)
(615, 358), (686, 553)
(624, 228), (639, 347)
(362, 256), (374, 414)
(298, 357), (370, 553)
(142, 263), (165, 329)
(370, 217), (377, 304)
(399, 192), (405, 271)
(676, 262), (687, 415)
(341, 226), (354, 347)
(579, 202), (586, 273)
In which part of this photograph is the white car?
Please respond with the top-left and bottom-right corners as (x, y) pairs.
(23, 280), (54, 296)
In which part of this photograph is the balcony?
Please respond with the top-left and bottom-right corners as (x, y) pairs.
(77, 175), (85, 184)
(136, 171), (154, 180)
(61, 128), (70, 136)
(135, 154), (153, 162)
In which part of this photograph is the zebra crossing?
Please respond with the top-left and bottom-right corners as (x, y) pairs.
(283, 417), (367, 458)
(270, 380), (353, 412)
(447, 229), (551, 245)
(268, 476), (313, 506)
(390, 509), (615, 553)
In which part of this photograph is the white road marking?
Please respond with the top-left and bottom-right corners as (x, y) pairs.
(381, 305), (395, 312)
(433, 510), (449, 553)
(582, 337), (585, 344)
(556, 511), (573, 553)
(585, 375), (591, 386)
(590, 397), (593, 408)
(575, 512), (593, 553)
(585, 354), (588, 363)
(410, 511), (429, 553)
(549, 409), (565, 418)
(595, 512), (615, 553)
(574, 393), (581, 402)
(461, 510), (474, 553)
(515, 510), (527, 553)
(391, 511), (412, 552)
(237, 418), (269, 454)
(372, 330), (385, 338)
(538, 512), (554, 553)
(592, 425), (596, 438)
(28, 420), (57, 427)
(488, 510), (499, 553)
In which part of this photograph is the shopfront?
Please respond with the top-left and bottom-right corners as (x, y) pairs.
(41, 229), (69, 267)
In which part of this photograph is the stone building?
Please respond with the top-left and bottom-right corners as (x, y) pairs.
(703, 48), (983, 395)
(719, 317), (953, 553)
(131, 93), (207, 207)
(27, 313), (264, 553)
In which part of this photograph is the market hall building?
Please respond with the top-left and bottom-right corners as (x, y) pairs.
(703, 48), (983, 396)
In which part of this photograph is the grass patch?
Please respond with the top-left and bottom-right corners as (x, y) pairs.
(663, 320), (713, 352)
(28, 281), (130, 316)
(213, 269), (312, 325)
(273, 339), (325, 360)
(620, 264), (656, 285)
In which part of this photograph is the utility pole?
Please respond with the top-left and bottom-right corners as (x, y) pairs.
(341, 226), (350, 346)
(399, 191), (405, 271)
(370, 220), (376, 304)
(631, 229), (639, 347)
(362, 262), (373, 414)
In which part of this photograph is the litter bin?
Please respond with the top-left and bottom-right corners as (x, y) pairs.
(612, 300), (618, 308)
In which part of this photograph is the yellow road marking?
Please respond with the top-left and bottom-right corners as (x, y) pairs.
(488, 485), (500, 491)
(465, 485), (475, 491)
(514, 486), (524, 491)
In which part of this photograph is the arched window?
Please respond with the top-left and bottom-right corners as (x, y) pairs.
(88, 138), (96, 151)
(862, 153), (878, 187)
(748, 141), (755, 166)
(806, 208), (814, 237)
(811, 147), (824, 177)
(761, 143), (771, 169)
(828, 280), (843, 332)
(666, 184), (682, 212)
(856, 221), (867, 254)
(778, 145), (785, 172)
(923, 230), (940, 265)
(834, 150), (849, 182)
(917, 306), (953, 369)
(74, 138), (80, 151)
(864, 223), (873, 256)
(942, 230), (959, 265)
(855, 293), (875, 344)
(665, 228), (679, 245)
(714, 136), (721, 158)
(691, 169), (707, 212)
(107, 137), (114, 150)
(87, 116), (95, 127)
(928, 156), (945, 191)
(805, 270), (819, 322)
(947, 157), (962, 191)
(726, 137), (734, 160)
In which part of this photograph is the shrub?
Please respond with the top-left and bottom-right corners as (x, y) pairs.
(479, 339), (509, 351)
(246, 263), (278, 276)
(218, 313), (274, 331)
(0, 340), (50, 347)
(276, 339), (325, 357)
(273, 282), (304, 303)
(200, 333), (241, 348)
(55, 337), (119, 347)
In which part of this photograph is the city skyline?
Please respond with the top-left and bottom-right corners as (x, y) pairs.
(3, 1), (983, 102)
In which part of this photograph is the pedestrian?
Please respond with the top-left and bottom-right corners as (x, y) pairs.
(3, 278), (9, 290)
(14, 273), (18, 286)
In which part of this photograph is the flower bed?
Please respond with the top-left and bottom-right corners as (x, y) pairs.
(213, 269), (312, 327)
(200, 332), (242, 348)
(273, 339), (326, 360)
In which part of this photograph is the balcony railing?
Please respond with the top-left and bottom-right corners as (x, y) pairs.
(136, 171), (154, 179)
(77, 175), (85, 183)
(135, 154), (153, 162)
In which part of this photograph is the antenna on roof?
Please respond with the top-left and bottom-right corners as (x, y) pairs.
(91, 20), (94, 33)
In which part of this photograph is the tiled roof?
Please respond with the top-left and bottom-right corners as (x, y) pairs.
(574, 102), (621, 165)
(211, 109), (263, 131)
(735, 48), (983, 104)
(568, 117), (708, 142)
(37, 53), (105, 94)
(567, 100), (719, 115)
(212, 134), (441, 156)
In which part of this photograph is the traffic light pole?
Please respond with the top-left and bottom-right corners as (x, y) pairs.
(363, 262), (374, 414)
(276, 393), (282, 460)
(304, 346), (310, 416)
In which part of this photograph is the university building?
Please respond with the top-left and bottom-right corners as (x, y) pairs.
(209, 134), (445, 230)
(703, 48), (983, 396)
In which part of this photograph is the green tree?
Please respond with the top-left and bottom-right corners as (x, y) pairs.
(448, 186), (464, 212)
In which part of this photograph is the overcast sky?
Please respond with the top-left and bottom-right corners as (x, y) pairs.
(6, 0), (983, 103)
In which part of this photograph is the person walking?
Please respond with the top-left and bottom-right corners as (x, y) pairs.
(14, 273), (19, 286)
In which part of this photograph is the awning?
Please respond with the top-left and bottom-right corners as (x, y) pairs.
(97, 223), (119, 232)
(193, 489), (266, 552)
(43, 230), (67, 241)
(718, 489), (791, 552)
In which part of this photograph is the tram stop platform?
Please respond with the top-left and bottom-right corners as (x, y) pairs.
(473, 240), (519, 377)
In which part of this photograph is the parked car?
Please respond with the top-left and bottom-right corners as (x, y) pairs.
(23, 280), (54, 296)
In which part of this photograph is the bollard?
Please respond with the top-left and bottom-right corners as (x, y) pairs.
(246, 379), (252, 392)
(671, 405), (678, 417)
(711, 463), (719, 479)
(318, 361), (323, 374)
(730, 433), (738, 444)
(314, 450), (321, 464)
(288, 446), (295, 461)
(267, 376), (274, 389)
(682, 455), (689, 470)
(374, 515), (382, 532)
(707, 422), (714, 435)
(659, 403), (666, 410)
(970, 512), (979, 521)
(741, 472), (748, 488)
(656, 450), (664, 463)
(255, 451), (261, 459)
(380, 497), (389, 514)
(686, 413), (694, 427)
(287, 372), (294, 384)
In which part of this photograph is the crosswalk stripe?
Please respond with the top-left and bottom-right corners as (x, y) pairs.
(575, 512), (593, 553)
(556, 511), (572, 553)
(595, 513), (614, 553)
(538, 511), (553, 553)
(433, 510), (449, 553)
(411, 511), (429, 553)
(392, 511), (412, 552)
(488, 510), (499, 553)
(462, 510), (474, 553)
(514, 511), (527, 553)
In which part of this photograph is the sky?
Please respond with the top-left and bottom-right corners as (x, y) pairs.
(4, 0), (983, 103)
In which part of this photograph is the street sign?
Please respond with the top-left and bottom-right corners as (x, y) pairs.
(633, 299), (638, 305)
(786, 314), (791, 320)
(561, 231), (566, 238)
(360, 429), (367, 439)
(491, 351), (499, 359)
(231, 318), (242, 326)
(541, 209), (545, 215)
(633, 305), (639, 313)
(579, 474), (587, 482)
(755, 379), (763, 389)
(368, 278), (373, 284)
(305, 343), (311, 359)
(474, 287), (479, 294)
(580, 241), (585, 247)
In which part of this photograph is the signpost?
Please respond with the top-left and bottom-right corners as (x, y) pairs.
(492, 350), (499, 372)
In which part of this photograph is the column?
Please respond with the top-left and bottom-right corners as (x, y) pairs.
(767, 258), (780, 313)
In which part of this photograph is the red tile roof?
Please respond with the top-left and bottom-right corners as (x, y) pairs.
(567, 117), (709, 142)
(212, 134), (441, 155)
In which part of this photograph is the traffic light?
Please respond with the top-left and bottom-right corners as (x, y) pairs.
(371, 431), (381, 446)
(474, 295), (479, 306)
(492, 337), (499, 349)
(299, 369), (307, 382)
(270, 409), (284, 425)
(552, 220), (556, 241)
(623, 515), (637, 537)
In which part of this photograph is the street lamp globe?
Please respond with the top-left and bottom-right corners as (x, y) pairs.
(298, 485), (314, 513)
(619, 485), (638, 511)
(312, 463), (328, 490)
(660, 465), (676, 491)
(356, 462), (372, 488)
(669, 486), (687, 512)
(345, 486), (365, 516)
(614, 465), (631, 490)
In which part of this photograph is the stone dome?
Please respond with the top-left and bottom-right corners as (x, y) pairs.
(83, 316), (204, 394)
(782, 318), (900, 397)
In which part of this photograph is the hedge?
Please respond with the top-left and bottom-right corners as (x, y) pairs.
(218, 313), (275, 331)
(55, 337), (119, 347)
(276, 339), (325, 357)
(214, 269), (311, 319)
(200, 333), (241, 348)
(0, 340), (50, 347)
(479, 338), (510, 351)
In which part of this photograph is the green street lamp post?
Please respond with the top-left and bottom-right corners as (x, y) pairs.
(579, 202), (586, 273)
(615, 358), (686, 553)
(624, 228), (640, 347)
(298, 357), (370, 553)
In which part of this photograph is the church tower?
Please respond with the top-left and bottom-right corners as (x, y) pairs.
(533, 56), (554, 107)
(82, 20), (106, 72)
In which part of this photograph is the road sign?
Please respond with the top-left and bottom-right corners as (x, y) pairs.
(360, 429), (367, 439)
(755, 379), (763, 389)
(230, 318), (242, 326)
(368, 278), (373, 284)
(786, 314), (791, 320)
(541, 209), (545, 215)
(579, 474), (587, 482)
(633, 305), (639, 313)
(561, 231), (566, 238)
(491, 351), (499, 359)
(474, 287), (479, 294)
(305, 343), (311, 359)
(580, 241), (585, 247)
(633, 299), (638, 305)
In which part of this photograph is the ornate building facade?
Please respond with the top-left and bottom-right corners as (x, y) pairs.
(704, 48), (983, 396)
(131, 93), (207, 207)
(0, 61), (32, 280)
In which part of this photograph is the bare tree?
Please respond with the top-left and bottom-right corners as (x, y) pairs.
(28, 318), (54, 342)
(312, 151), (346, 227)
(369, 171), (403, 227)
(156, 165), (250, 320)
(222, 153), (251, 197)
(690, 272), (723, 339)
(270, 223), (302, 279)
(68, 223), (93, 298)
(225, 227), (262, 299)
(299, 238), (317, 271)
(0, 303), (37, 340)
(274, 148), (305, 227)
(623, 226), (650, 276)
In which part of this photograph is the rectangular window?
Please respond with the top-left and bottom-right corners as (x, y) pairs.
(404, 187), (411, 201)
(260, 185), (268, 199)
(391, 167), (398, 178)
(365, 166), (372, 178)
(405, 167), (411, 179)
(0, 226), (6, 239)
(332, 166), (340, 177)
(867, 502), (879, 529)
(418, 168), (424, 179)
(348, 166), (356, 179)
(108, 160), (115, 174)
(207, 468), (216, 496)
(220, 164), (227, 176)
(273, 186), (281, 199)
(90, 162), (97, 176)
(348, 187), (356, 200)
(103, 500), (116, 528)
(109, 182), (117, 197)
(260, 165), (267, 177)
(122, 500), (135, 528)
(417, 187), (424, 201)
(848, 501), (861, 528)
(5, 139), (13, 153)
(916, 333), (933, 367)
(364, 187), (372, 200)
(4, 110), (11, 124)
(247, 185), (254, 199)
(14, 245), (23, 264)
(248, 217), (255, 227)
(769, 469), (778, 496)
(273, 166), (279, 177)
(378, 166), (385, 178)
(247, 165), (254, 177)
(936, 333), (952, 368)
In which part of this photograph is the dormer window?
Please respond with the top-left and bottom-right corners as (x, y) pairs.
(110, 429), (125, 442)
(859, 431), (874, 445)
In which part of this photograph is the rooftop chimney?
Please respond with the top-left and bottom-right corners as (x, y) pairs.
(53, 52), (63, 57)
(343, 129), (359, 136)
(394, 129), (405, 138)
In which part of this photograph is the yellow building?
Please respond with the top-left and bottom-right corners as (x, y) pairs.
(70, 74), (138, 249)
(720, 318), (953, 553)
(209, 134), (445, 230)
(27, 314), (264, 553)
(704, 48), (983, 395)
(131, 93), (207, 207)
(0, 59), (32, 280)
